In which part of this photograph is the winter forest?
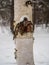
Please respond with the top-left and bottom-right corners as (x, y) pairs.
(0, 0), (49, 65)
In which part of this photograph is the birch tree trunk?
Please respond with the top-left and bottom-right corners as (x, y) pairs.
(14, 0), (35, 65)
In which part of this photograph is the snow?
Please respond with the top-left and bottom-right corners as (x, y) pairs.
(0, 26), (17, 65)
(0, 24), (49, 65)
(33, 25), (49, 65)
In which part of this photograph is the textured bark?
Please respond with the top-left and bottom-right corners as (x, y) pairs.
(14, 0), (34, 65)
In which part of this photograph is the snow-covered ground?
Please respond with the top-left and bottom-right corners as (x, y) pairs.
(33, 25), (49, 65)
(0, 25), (49, 65)
(0, 26), (17, 65)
